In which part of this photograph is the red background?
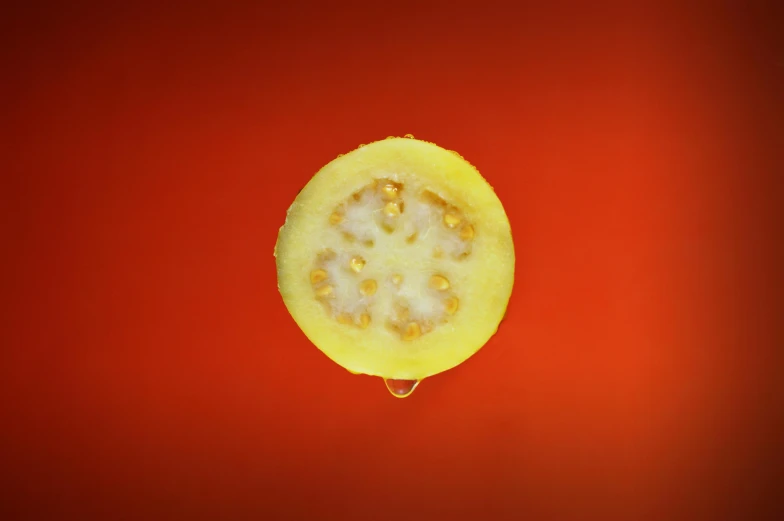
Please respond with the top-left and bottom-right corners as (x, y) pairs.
(2, 2), (782, 520)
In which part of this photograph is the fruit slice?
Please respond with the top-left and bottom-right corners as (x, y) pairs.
(274, 136), (514, 396)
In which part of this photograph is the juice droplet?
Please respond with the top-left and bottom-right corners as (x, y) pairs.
(404, 133), (415, 139)
(384, 378), (420, 398)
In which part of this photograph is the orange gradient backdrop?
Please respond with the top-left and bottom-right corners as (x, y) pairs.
(2, 2), (782, 520)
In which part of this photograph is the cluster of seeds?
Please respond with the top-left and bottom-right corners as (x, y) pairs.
(309, 178), (475, 341)
(422, 190), (475, 257)
(386, 273), (460, 340)
(310, 249), (374, 329)
(327, 180), (407, 244)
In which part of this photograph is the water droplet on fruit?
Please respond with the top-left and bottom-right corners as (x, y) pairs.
(384, 378), (420, 398)
(404, 133), (415, 139)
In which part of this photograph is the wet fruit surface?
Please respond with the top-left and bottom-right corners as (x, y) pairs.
(275, 137), (515, 383)
(309, 178), (475, 340)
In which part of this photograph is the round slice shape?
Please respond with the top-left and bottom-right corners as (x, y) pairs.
(274, 136), (514, 394)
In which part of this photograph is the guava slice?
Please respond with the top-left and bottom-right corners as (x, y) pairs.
(274, 136), (514, 397)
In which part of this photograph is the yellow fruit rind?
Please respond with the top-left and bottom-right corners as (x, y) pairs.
(275, 136), (515, 380)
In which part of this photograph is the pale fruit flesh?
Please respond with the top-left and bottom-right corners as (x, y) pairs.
(274, 136), (515, 384)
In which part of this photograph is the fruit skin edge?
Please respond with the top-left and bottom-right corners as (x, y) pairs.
(274, 135), (515, 382)
(274, 136), (515, 380)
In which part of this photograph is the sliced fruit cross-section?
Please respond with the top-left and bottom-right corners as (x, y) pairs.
(274, 136), (515, 395)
